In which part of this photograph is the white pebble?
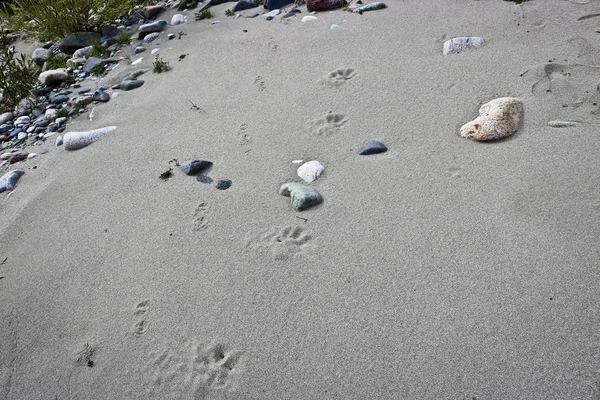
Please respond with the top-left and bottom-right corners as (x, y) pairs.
(27, 153), (36, 159)
(63, 126), (116, 150)
(0, 152), (11, 160)
(151, 48), (160, 55)
(297, 160), (325, 183)
(292, 159), (303, 164)
(302, 16), (318, 22)
(56, 136), (63, 147)
(132, 57), (143, 65)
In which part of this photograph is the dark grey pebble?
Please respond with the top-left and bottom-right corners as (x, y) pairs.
(112, 84), (121, 90)
(359, 140), (387, 155)
(264, 0), (293, 10)
(92, 90), (110, 102)
(35, 120), (50, 128)
(119, 80), (144, 91)
(78, 88), (91, 94)
(0, 169), (24, 193)
(196, 174), (213, 184)
(283, 8), (301, 18)
(215, 180), (232, 190)
(233, 0), (258, 11)
(244, 13), (259, 18)
(51, 95), (69, 105)
(180, 159), (212, 175)
(99, 85), (109, 91)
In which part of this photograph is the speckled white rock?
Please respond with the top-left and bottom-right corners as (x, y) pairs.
(45, 108), (59, 120)
(297, 160), (325, 183)
(460, 97), (522, 141)
(443, 37), (485, 55)
(56, 136), (63, 147)
(63, 126), (117, 150)
(171, 14), (187, 25)
(38, 69), (68, 85)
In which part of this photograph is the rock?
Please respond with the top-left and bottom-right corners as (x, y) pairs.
(283, 8), (301, 17)
(78, 88), (91, 94)
(460, 97), (523, 141)
(72, 45), (94, 59)
(101, 25), (119, 38)
(548, 120), (580, 128)
(143, 32), (160, 43)
(56, 136), (63, 146)
(143, 5), (166, 19)
(51, 95), (69, 105)
(67, 57), (86, 68)
(0, 135), (8, 142)
(215, 180), (232, 190)
(359, 140), (387, 155)
(196, 174), (213, 184)
(32, 48), (52, 66)
(83, 57), (107, 73)
(297, 160), (325, 183)
(0, 152), (11, 160)
(302, 15), (318, 22)
(443, 37), (485, 56)
(10, 153), (28, 163)
(17, 131), (27, 140)
(63, 126), (117, 150)
(352, 2), (386, 12)
(264, 0), (292, 10)
(0, 112), (13, 125)
(134, 46), (146, 53)
(171, 14), (186, 25)
(69, 95), (94, 108)
(14, 116), (30, 126)
(38, 69), (68, 85)
(180, 160), (212, 175)
(264, 9), (281, 19)
(330, 24), (344, 30)
(233, 0), (258, 11)
(57, 32), (102, 54)
(279, 183), (323, 211)
(139, 20), (167, 33)
(92, 90), (110, 102)
(168, 33), (175, 40)
(120, 79), (145, 91)
(306, 0), (345, 12)
(0, 170), (24, 193)
(27, 153), (36, 159)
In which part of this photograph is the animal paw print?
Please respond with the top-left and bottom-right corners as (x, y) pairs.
(448, 166), (462, 178)
(132, 300), (150, 337)
(248, 226), (312, 260)
(238, 124), (250, 146)
(267, 39), (278, 51)
(193, 202), (209, 231)
(254, 76), (266, 92)
(307, 113), (349, 136)
(198, 342), (242, 389)
(322, 68), (357, 86)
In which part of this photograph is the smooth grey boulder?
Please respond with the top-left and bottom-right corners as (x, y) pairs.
(57, 32), (102, 54)
(38, 69), (68, 85)
(443, 37), (485, 55)
(234, 0), (259, 11)
(279, 182), (323, 211)
(119, 79), (144, 91)
(139, 20), (167, 33)
(32, 48), (52, 66)
(72, 45), (94, 59)
(63, 126), (117, 150)
(0, 170), (24, 193)
(0, 112), (13, 125)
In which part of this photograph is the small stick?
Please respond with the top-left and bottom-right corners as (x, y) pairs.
(295, 216), (308, 222)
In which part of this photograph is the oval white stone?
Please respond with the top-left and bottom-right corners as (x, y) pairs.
(297, 160), (325, 183)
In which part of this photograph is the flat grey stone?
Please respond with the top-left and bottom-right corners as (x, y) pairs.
(180, 160), (212, 175)
(119, 79), (144, 91)
(32, 48), (52, 66)
(38, 69), (68, 85)
(279, 182), (323, 211)
(139, 20), (167, 33)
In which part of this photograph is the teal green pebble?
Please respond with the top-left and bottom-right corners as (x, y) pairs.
(279, 183), (323, 211)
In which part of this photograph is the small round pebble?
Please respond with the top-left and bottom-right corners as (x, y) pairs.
(215, 180), (232, 190)
(196, 174), (213, 184)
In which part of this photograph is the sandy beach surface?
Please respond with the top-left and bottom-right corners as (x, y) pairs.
(1, 0), (600, 398)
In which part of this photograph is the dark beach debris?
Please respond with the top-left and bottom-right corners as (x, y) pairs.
(215, 179), (232, 190)
(159, 168), (173, 180)
(196, 174), (213, 184)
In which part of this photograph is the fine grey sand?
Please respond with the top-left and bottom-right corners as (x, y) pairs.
(1, 1), (600, 398)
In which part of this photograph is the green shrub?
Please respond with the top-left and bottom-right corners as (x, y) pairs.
(0, 0), (136, 41)
(225, 8), (234, 16)
(46, 53), (68, 69)
(89, 62), (105, 75)
(0, 32), (38, 113)
(178, 0), (200, 10)
(89, 40), (109, 58)
(195, 9), (213, 21)
(115, 30), (131, 46)
(152, 56), (171, 73)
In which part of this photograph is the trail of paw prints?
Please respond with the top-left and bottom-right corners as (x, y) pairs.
(247, 226), (312, 260)
(306, 113), (348, 137)
(144, 338), (244, 399)
(132, 300), (150, 337)
(192, 202), (210, 231)
(254, 76), (266, 92)
(238, 123), (250, 146)
(321, 68), (357, 87)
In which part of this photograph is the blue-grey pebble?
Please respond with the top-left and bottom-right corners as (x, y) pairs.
(359, 140), (387, 155)
(99, 85), (109, 91)
(51, 95), (69, 105)
(215, 180), (232, 190)
(279, 182), (323, 211)
(196, 174), (213, 184)
(119, 80), (144, 91)
(180, 159), (212, 175)
(35, 120), (50, 128)
(112, 84), (121, 90)
(78, 88), (91, 94)
(92, 90), (110, 102)
(0, 169), (24, 193)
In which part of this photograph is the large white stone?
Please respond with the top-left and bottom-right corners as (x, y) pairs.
(443, 37), (485, 55)
(63, 126), (117, 150)
(38, 69), (68, 85)
(460, 97), (523, 141)
(297, 160), (325, 183)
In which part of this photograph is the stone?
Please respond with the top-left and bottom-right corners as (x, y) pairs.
(0, 135), (7, 142)
(0, 152), (11, 160)
(14, 116), (30, 126)
(38, 69), (68, 85)
(0, 170), (24, 193)
(99, 85), (109, 91)
(143, 5), (166, 19)
(0, 112), (13, 125)
(264, 0), (292, 10)
(57, 32), (102, 54)
(168, 33), (175, 40)
(134, 46), (146, 53)
(180, 160), (212, 175)
(72, 45), (94, 59)
(139, 20), (167, 33)
(101, 25), (119, 38)
(283, 8), (301, 18)
(215, 180), (232, 190)
(297, 160), (325, 183)
(264, 9), (281, 19)
(143, 32), (160, 43)
(67, 57), (86, 68)
(17, 131), (27, 140)
(196, 174), (213, 184)
(359, 140), (387, 155)
(279, 183), (323, 211)
(171, 14), (186, 25)
(51, 95), (69, 105)
(27, 153), (36, 159)
(352, 2), (386, 12)
(10, 153), (28, 163)
(548, 120), (579, 128)
(92, 90), (110, 102)
(460, 97), (523, 141)
(69, 95), (93, 108)
(443, 37), (485, 56)
(302, 15), (318, 22)
(78, 88), (91, 94)
(306, 0), (345, 12)
(83, 57), (107, 73)
(233, 0), (258, 11)
(63, 126), (117, 150)
(32, 48), (52, 66)
(56, 136), (63, 147)
(120, 79), (144, 91)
